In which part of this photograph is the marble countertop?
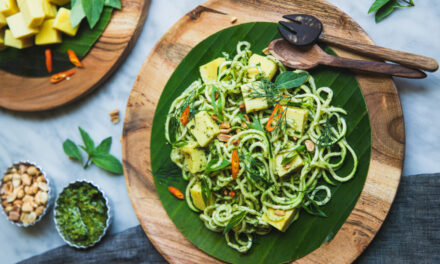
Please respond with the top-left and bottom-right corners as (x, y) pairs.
(0, 0), (438, 263)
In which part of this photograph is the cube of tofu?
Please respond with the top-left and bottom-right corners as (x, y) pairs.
(180, 142), (207, 174)
(49, 0), (70, 5)
(0, 29), (6, 50)
(247, 54), (278, 81)
(190, 182), (213, 211)
(275, 151), (304, 177)
(187, 111), (220, 147)
(42, 0), (57, 18)
(262, 208), (298, 232)
(199, 57), (225, 83)
(21, 0), (45, 27)
(241, 81), (268, 113)
(4, 29), (32, 48)
(53, 7), (78, 37)
(286, 107), (309, 136)
(6, 12), (39, 39)
(0, 0), (19, 17)
(35, 19), (61, 45)
(0, 12), (6, 28)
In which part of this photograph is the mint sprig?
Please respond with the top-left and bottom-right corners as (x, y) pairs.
(63, 127), (123, 174)
(368, 0), (414, 23)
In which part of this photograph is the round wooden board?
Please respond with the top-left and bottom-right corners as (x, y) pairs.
(0, 0), (151, 112)
(122, 0), (404, 263)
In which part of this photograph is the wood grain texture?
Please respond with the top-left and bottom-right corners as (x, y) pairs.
(0, 0), (151, 112)
(122, 0), (404, 263)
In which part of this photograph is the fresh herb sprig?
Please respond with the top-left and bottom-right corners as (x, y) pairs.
(368, 0), (415, 23)
(316, 116), (343, 147)
(63, 127), (123, 174)
(223, 211), (246, 234)
(240, 153), (270, 186)
(70, 0), (122, 29)
(201, 177), (211, 206)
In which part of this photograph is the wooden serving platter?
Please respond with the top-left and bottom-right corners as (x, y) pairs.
(122, 0), (404, 263)
(0, 0), (151, 112)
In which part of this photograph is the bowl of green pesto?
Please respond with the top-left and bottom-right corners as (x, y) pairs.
(54, 180), (111, 249)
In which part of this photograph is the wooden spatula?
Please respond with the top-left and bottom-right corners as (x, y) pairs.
(268, 39), (426, 78)
(279, 14), (438, 72)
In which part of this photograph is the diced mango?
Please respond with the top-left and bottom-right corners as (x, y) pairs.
(35, 18), (61, 45)
(262, 208), (298, 232)
(247, 54), (278, 81)
(286, 107), (309, 136)
(199, 57), (225, 83)
(274, 151), (304, 177)
(49, 0), (70, 5)
(190, 182), (213, 211)
(6, 12), (39, 39)
(52, 7), (78, 37)
(187, 111), (220, 147)
(4, 29), (32, 48)
(42, 0), (57, 18)
(0, 0), (19, 17)
(0, 12), (6, 28)
(180, 142), (207, 174)
(16, 0), (23, 8)
(0, 29), (6, 50)
(21, 0), (45, 27)
(241, 81), (268, 113)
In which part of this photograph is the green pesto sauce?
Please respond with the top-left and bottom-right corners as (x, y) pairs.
(55, 182), (108, 247)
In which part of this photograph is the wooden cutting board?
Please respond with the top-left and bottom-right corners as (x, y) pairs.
(0, 0), (151, 112)
(122, 0), (404, 263)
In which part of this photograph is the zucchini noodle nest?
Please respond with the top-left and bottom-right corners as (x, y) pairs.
(164, 41), (358, 253)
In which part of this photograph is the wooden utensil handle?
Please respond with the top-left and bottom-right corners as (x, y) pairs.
(322, 56), (427, 78)
(320, 33), (438, 72)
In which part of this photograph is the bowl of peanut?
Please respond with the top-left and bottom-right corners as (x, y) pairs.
(0, 162), (52, 227)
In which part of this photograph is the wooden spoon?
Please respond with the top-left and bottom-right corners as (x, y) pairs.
(268, 39), (427, 79)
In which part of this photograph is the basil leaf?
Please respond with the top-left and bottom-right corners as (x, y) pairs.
(82, 0), (105, 29)
(368, 0), (392, 13)
(95, 137), (112, 154)
(91, 153), (123, 174)
(248, 117), (263, 131)
(275, 72), (308, 89)
(70, 0), (86, 28)
(63, 139), (82, 161)
(201, 177), (211, 206)
(78, 127), (95, 153)
(223, 211), (246, 234)
(373, 0), (415, 23)
(205, 159), (231, 172)
(104, 0), (121, 9)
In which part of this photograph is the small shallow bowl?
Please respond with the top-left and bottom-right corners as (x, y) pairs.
(53, 179), (111, 249)
(0, 161), (53, 228)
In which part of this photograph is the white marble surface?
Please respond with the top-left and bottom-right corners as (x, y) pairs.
(0, 0), (438, 263)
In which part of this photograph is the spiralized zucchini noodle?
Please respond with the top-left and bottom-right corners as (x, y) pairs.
(164, 41), (358, 253)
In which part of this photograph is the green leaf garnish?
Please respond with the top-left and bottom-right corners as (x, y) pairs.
(223, 211), (246, 234)
(368, 0), (415, 23)
(368, 0), (392, 13)
(91, 153), (123, 174)
(281, 153), (298, 165)
(70, 0), (86, 28)
(63, 139), (82, 161)
(104, 0), (121, 9)
(79, 127), (95, 153)
(201, 177), (211, 206)
(95, 137), (112, 154)
(275, 71), (309, 89)
(82, 0), (105, 29)
(205, 159), (231, 172)
(302, 195), (328, 218)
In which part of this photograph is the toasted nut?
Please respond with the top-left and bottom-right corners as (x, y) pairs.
(262, 47), (270, 55)
(241, 122), (248, 129)
(273, 209), (286, 216)
(36, 176), (46, 183)
(4, 205), (13, 213)
(211, 114), (218, 120)
(26, 166), (38, 176)
(236, 129), (242, 133)
(6, 191), (17, 203)
(305, 140), (315, 152)
(18, 164), (27, 173)
(32, 202), (38, 209)
(232, 139), (240, 146)
(17, 187), (24, 199)
(109, 109), (120, 117)
(220, 123), (231, 129)
(35, 191), (48, 205)
(8, 211), (20, 221)
(217, 134), (232, 142)
(22, 212), (37, 225)
(293, 137), (298, 141)
(37, 182), (48, 192)
(220, 128), (231, 134)
(3, 174), (13, 182)
(244, 114), (250, 122)
(230, 16), (237, 24)
(22, 202), (33, 212)
(13, 200), (23, 207)
(35, 206), (45, 216)
(23, 195), (34, 204)
(30, 183), (39, 194)
(24, 186), (31, 195)
(239, 104), (246, 113)
(21, 173), (32, 186)
(111, 116), (120, 124)
(1, 194), (6, 201)
(12, 179), (21, 188)
(1, 182), (13, 195)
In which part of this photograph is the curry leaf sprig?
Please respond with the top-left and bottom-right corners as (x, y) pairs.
(62, 127), (123, 174)
(368, 0), (415, 23)
(70, 0), (122, 29)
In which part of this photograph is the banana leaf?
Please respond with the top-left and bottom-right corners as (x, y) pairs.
(150, 22), (371, 264)
(0, 7), (112, 77)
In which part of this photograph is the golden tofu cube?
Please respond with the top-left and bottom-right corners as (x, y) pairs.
(187, 111), (220, 147)
(6, 12), (39, 39)
(180, 142), (207, 174)
(275, 151), (304, 177)
(4, 29), (32, 48)
(49, 0), (70, 5)
(35, 19), (61, 45)
(53, 7), (78, 37)
(0, 0), (19, 17)
(0, 12), (6, 28)
(247, 54), (278, 81)
(286, 107), (309, 136)
(190, 182), (213, 211)
(42, 0), (57, 18)
(199, 57), (225, 83)
(21, 0), (45, 27)
(0, 29), (6, 50)
(241, 82), (268, 113)
(262, 208), (298, 232)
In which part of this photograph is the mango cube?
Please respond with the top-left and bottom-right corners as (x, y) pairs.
(286, 107), (309, 136)
(262, 208), (298, 232)
(241, 81), (268, 113)
(0, 29), (6, 50)
(190, 182), (213, 211)
(21, 0), (45, 27)
(187, 111), (220, 147)
(0, 0), (19, 17)
(6, 12), (38, 39)
(42, 0), (57, 18)
(247, 54), (278, 81)
(179, 142), (207, 174)
(49, 0), (70, 5)
(35, 19), (61, 45)
(53, 7), (78, 37)
(0, 12), (6, 28)
(274, 151), (304, 177)
(199, 57), (225, 83)
(4, 29), (32, 48)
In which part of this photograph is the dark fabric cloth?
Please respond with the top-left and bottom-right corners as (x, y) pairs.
(20, 174), (440, 264)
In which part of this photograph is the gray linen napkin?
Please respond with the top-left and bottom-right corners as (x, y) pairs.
(19, 174), (440, 264)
